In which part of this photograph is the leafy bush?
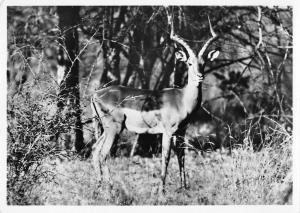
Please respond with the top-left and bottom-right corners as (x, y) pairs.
(7, 82), (76, 204)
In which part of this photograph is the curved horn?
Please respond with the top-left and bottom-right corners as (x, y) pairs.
(197, 16), (219, 65)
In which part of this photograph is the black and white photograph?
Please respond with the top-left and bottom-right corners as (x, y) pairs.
(2, 1), (299, 210)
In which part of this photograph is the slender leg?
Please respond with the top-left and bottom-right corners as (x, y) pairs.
(174, 129), (187, 189)
(161, 132), (172, 194)
(130, 134), (139, 157)
(93, 118), (103, 142)
(92, 133), (106, 180)
(92, 123), (121, 186)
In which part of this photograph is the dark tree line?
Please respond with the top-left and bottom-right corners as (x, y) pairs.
(7, 6), (292, 154)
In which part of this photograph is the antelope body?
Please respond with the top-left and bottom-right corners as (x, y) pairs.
(91, 9), (218, 192)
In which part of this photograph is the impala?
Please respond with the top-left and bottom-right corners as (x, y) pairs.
(91, 9), (219, 193)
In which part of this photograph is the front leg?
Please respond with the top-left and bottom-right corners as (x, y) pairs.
(130, 134), (139, 157)
(174, 128), (187, 189)
(161, 132), (172, 194)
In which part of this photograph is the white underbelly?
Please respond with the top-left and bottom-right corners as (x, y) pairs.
(122, 108), (164, 134)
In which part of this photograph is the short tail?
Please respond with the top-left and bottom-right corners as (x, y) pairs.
(91, 95), (104, 140)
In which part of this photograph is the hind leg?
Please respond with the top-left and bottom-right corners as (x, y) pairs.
(92, 133), (105, 180)
(92, 120), (122, 185)
(93, 117), (102, 141)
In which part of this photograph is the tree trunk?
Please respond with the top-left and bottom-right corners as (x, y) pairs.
(57, 6), (84, 152)
(110, 6), (127, 85)
(100, 7), (111, 85)
(157, 44), (176, 90)
(122, 27), (141, 86)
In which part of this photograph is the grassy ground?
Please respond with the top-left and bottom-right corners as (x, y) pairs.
(31, 138), (292, 205)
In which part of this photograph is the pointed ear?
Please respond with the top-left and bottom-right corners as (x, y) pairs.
(207, 49), (220, 61)
(175, 50), (188, 62)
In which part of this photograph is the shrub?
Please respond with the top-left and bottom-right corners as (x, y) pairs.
(7, 82), (76, 204)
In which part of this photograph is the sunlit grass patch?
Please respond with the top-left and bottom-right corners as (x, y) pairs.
(31, 135), (292, 205)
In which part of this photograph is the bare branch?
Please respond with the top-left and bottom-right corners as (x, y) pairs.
(230, 90), (248, 116)
(103, 38), (130, 49)
(147, 7), (163, 24)
(278, 46), (293, 49)
(61, 29), (99, 85)
(83, 52), (99, 97)
(205, 55), (254, 74)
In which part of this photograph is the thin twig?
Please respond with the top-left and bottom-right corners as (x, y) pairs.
(61, 29), (99, 85)
(230, 90), (248, 116)
(83, 41), (104, 96)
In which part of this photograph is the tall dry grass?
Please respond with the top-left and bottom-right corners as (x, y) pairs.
(27, 120), (292, 205)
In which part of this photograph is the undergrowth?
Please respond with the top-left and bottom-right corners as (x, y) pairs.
(29, 127), (292, 205)
(7, 82), (77, 205)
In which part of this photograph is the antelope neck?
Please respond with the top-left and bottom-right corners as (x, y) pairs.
(182, 61), (202, 114)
